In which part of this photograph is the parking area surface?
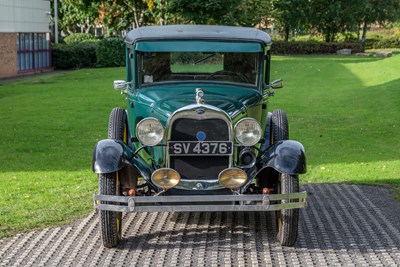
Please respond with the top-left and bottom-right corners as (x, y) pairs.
(1, 184), (400, 266)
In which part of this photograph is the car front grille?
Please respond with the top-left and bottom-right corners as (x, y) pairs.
(169, 118), (230, 180)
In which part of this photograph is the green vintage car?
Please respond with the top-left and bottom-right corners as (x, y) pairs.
(92, 25), (307, 248)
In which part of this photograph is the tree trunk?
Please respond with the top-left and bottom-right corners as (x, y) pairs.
(284, 25), (290, 42)
(361, 19), (368, 47)
(324, 32), (331, 42)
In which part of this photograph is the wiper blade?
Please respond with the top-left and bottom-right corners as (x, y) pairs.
(194, 53), (216, 65)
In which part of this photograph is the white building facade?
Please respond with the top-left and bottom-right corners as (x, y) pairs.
(0, 0), (51, 78)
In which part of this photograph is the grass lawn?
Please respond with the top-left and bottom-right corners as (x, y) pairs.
(269, 54), (400, 190)
(0, 54), (399, 238)
(0, 68), (126, 238)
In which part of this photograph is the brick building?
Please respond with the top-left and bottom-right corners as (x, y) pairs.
(0, 0), (51, 78)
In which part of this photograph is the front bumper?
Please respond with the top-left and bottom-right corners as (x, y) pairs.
(93, 191), (308, 213)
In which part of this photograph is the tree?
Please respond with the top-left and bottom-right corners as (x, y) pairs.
(52, 0), (99, 35)
(353, 0), (400, 46)
(232, 0), (272, 27)
(81, 0), (153, 32)
(307, 0), (356, 42)
(166, 0), (242, 25)
(272, 0), (308, 41)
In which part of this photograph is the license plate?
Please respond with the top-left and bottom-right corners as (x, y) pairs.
(168, 141), (233, 156)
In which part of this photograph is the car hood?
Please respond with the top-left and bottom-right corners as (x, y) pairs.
(133, 84), (262, 122)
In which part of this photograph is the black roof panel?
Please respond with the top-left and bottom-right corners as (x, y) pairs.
(125, 25), (271, 45)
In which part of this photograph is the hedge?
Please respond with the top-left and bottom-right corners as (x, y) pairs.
(52, 42), (97, 69)
(64, 33), (98, 45)
(272, 41), (364, 55)
(52, 37), (126, 69)
(95, 38), (125, 67)
(372, 37), (400, 49)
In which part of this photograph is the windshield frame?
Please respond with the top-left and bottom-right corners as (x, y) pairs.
(134, 40), (264, 90)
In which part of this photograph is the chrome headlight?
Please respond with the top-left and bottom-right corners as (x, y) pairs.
(136, 118), (164, 146)
(234, 118), (262, 146)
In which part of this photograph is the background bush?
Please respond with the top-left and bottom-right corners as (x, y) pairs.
(371, 37), (400, 49)
(64, 33), (98, 45)
(52, 42), (97, 69)
(272, 41), (364, 55)
(95, 37), (125, 67)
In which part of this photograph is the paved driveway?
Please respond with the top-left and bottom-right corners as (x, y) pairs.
(1, 184), (400, 266)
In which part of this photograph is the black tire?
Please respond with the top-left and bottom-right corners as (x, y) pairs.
(99, 107), (127, 248)
(99, 172), (122, 248)
(276, 173), (300, 246)
(271, 109), (299, 246)
(271, 109), (288, 142)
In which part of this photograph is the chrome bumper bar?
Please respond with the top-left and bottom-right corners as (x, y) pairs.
(93, 192), (307, 213)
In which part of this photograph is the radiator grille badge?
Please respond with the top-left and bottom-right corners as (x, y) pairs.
(195, 109), (205, 114)
(196, 131), (206, 141)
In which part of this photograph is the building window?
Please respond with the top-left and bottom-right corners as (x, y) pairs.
(17, 33), (51, 72)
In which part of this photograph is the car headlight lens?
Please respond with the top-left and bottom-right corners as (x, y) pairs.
(136, 118), (164, 146)
(234, 118), (262, 146)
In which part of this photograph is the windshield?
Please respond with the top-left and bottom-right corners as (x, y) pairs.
(137, 51), (261, 87)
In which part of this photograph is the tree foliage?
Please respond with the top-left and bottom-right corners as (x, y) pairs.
(52, 0), (99, 35)
(352, 0), (400, 45)
(166, 0), (241, 25)
(272, 0), (308, 41)
(54, 0), (400, 43)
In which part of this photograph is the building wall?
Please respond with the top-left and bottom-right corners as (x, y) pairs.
(0, 33), (17, 78)
(0, 0), (51, 78)
(0, 0), (51, 33)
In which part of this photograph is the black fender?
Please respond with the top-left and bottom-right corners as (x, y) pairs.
(255, 140), (307, 176)
(92, 139), (126, 173)
(92, 139), (152, 183)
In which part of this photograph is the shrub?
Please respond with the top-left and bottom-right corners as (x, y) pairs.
(95, 37), (125, 67)
(372, 37), (400, 49)
(52, 42), (97, 69)
(272, 41), (364, 55)
(64, 33), (97, 45)
(363, 38), (381, 49)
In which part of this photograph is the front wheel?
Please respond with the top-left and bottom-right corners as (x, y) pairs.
(276, 173), (299, 246)
(99, 107), (127, 248)
(99, 172), (122, 248)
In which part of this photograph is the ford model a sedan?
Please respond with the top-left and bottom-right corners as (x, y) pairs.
(92, 25), (307, 248)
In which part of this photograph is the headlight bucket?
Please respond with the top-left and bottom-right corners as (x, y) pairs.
(136, 118), (164, 146)
(151, 168), (181, 189)
(234, 118), (262, 146)
(218, 168), (248, 189)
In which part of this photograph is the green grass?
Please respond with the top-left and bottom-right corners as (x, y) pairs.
(1, 54), (399, 238)
(0, 68), (126, 238)
(269, 55), (400, 193)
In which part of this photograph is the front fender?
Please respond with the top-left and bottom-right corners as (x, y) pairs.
(256, 140), (307, 175)
(92, 139), (154, 188)
(92, 139), (127, 173)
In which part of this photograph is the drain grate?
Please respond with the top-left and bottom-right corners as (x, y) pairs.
(1, 184), (400, 267)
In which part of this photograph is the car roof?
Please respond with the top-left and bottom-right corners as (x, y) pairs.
(125, 25), (271, 46)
